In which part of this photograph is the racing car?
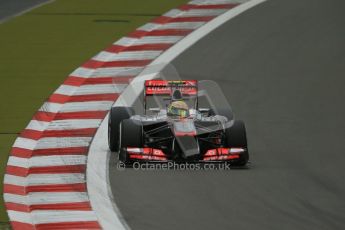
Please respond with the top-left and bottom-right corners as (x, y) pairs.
(108, 80), (249, 166)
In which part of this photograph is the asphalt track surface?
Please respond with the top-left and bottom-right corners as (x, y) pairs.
(0, 0), (50, 22)
(109, 0), (345, 229)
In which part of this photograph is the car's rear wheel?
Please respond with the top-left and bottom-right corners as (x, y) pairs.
(119, 119), (143, 164)
(225, 120), (249, 166)
(108, 107), (134, 152)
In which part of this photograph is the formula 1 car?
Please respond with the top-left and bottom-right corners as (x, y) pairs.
(108, 80), (249, 166)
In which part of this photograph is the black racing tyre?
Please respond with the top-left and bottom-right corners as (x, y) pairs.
(119, 119), (143, 163)
(225, 120), (249, 166)
(108, 107), (134, 152)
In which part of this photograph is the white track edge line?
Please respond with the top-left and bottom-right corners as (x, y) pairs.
(86, 0), (266, 230)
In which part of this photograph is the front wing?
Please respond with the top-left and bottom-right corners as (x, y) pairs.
(124, 147), (247, 163)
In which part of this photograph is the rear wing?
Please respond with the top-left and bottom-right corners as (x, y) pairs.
(144, 80), (198, 96)
(144, 80), (198, 114)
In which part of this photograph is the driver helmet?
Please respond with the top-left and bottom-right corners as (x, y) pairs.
(168, 90), (189, 118)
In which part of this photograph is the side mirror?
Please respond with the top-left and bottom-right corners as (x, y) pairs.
(149, 107), (161, 113)
(198, 108), (210, 113)
(198, 108), (210, 116)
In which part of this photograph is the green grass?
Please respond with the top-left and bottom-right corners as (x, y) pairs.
(0, 0), (187, 223)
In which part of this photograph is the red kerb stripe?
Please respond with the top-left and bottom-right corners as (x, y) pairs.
(105, 43), (172, 53)
(35, 221), (101, 230)
(179, 3), (238, 10)
(42, 128), (97, 138)
(32, 111), (55, 122)
(48, 93), (119, 103)
(19, 129), (41, 140)
(10, 221), (101, 230)
(82, 59), (151, 68)
(152, 16), (214, 23)
(33, 111), (108, 121)
(11, 147), (88, 158)
(65, 76), (133, 86)
(6, 165), (86, 177)
(54, 111), (108, 120)
(6, 202), (92, 212)
(20, 128), (97, 140)
(10, 222), (35, 230)
(128, 29), (192, 38)
(4, 183), (86, 195)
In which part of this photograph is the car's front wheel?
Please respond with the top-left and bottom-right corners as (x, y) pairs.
(119, 119), (143, 165)
(225, 120), (249, 166)
(108, 107), (134, 152)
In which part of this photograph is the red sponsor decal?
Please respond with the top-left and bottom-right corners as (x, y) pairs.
(127, 148), (167, 160)
(203, 148), (245, 160)
(145, 80), (197, 87)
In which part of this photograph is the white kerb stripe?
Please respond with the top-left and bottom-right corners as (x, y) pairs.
(164, 9), (228, 17)
(114, 36), (182, 46)
(4, 174), (85, 186)
(129, 36), (183, 45)
(40, 101), (113, 113)
(39, 102), (61, 113)
(55, 84), (127, 96)
(13, 137), (92, 150)
(53, 85), (78, 96)
(13, 137), (37, 150)
(7, 211), (32, 224)
(7, 155), (87, 168)
(36, 137), (92, 149)
(138, 22), (204, 31)
(7, 210), (98, 224)
(4, 192), (89, 205)
(26, 120), (50, 132)
(71, 66), (144, 78)
(93, 50), (162, 62)
(46, 119), (102, 130)
(59, 101), (114, 113)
